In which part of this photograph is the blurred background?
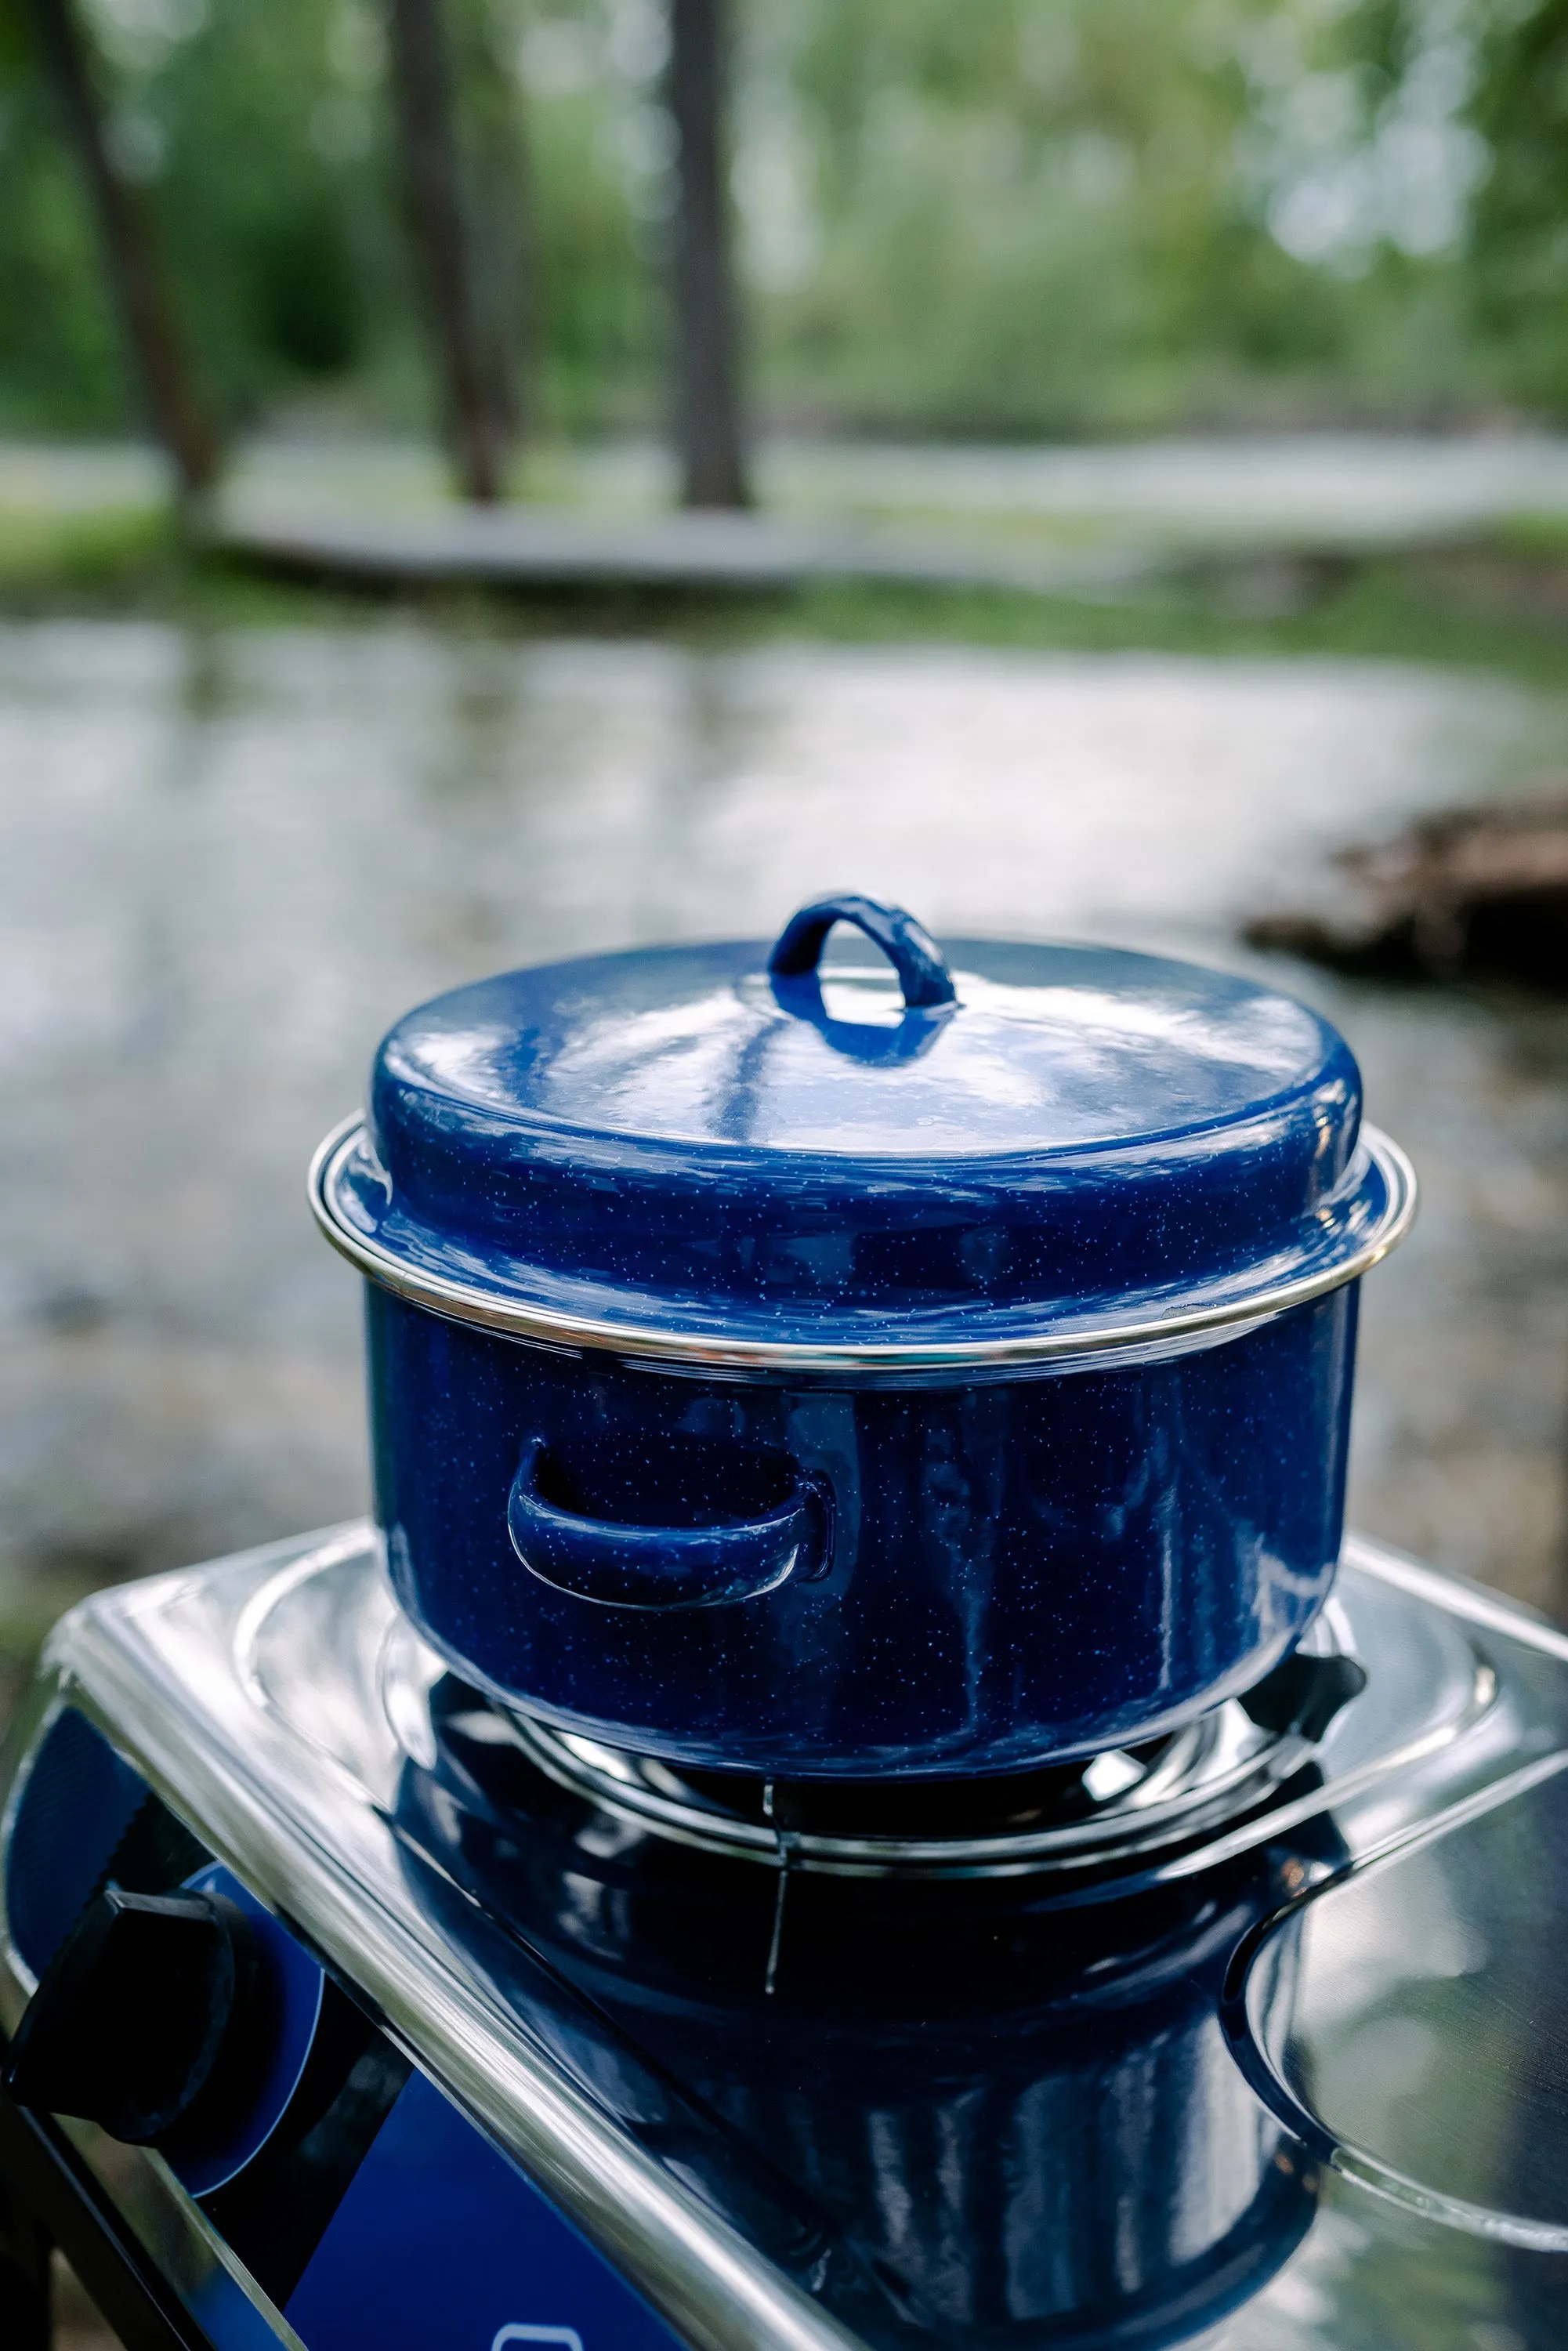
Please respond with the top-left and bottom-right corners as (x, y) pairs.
(5, 0), (1568, 449)
(5, 0), (1568, 1785)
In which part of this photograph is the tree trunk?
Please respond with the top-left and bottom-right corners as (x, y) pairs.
(27, 0), (219, 505)
(667, 0), (750, 509)
(385, 0), (509, 504)
(451, 0), (532, 453)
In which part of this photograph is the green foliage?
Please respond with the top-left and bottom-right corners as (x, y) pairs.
(1469, 0), (1568, 410)
(125, 0), (401, 420)
(753, 0), (1534, 433)
(0, 0), (1563, 444)
(0, 59), (133, 428)
(0, 495), (173, 592)
(526, 65), (657, 429)
(0, 0), (411, 433)
(756, 0), (1317, 433)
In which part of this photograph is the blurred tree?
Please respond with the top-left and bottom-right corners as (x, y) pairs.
(150, 0), (378, 415)
(523, 42), (651, 433)
(451, 0), (534, 448)
(668, 0), (749, 504)
(385, 0), (510, 498)
(1470, 0), (1568, 414)
(0, 7), (132, 431)
(20, 0), (216, 492)
(0, 0), (1559, 449)
(0, 0), (422, 433)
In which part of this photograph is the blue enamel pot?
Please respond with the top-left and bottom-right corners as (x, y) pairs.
(313, 895), (1414, 1780)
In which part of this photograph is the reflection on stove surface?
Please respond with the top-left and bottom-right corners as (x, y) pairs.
(395, 1672), (1331, 2348)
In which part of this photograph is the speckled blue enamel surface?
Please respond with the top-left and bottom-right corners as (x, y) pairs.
(349, 926), (1376, 1773)
(335, 938), (1372, 1349)
(369, 1283), (1357, 1777)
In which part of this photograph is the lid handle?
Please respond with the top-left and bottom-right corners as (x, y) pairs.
(768, 894), (956, 1010)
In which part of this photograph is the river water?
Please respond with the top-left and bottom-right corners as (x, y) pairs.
(4, 618), (1568, 1687)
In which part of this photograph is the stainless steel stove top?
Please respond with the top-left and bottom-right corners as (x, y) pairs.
(4, 1527), (1568, 2350)
(494, 1617), (1356, 1880)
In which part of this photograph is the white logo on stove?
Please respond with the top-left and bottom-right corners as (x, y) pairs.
(491, 2330), (584, 2351)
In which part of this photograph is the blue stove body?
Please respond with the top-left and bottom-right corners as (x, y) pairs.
(2, 1524), (1568, 2351)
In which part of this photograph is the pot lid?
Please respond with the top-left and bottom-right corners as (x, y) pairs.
(312, 894), (1414, 1375)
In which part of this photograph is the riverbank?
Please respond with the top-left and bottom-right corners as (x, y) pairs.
(3, 500), (1568, 687)
(4, 430), (1568, 682)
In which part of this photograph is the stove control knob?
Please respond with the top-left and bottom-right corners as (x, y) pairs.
(4, 1885), (261, 2146)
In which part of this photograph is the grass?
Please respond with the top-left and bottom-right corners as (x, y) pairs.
(0, 495), (1566, 686)
(0, 498), (176, 598)
(1494, 508), (1568, 562)
(788, 560), (1568, 683)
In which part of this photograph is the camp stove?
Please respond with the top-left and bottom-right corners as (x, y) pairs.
(2, 1523), (1568, 2350)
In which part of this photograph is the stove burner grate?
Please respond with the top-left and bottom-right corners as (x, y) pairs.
(491, 1614), (1362, 1880)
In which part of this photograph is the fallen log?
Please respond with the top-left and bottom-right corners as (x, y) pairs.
(1244, 799), (1568, 987)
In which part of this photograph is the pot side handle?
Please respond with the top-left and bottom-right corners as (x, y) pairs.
(768, 893), (956, 1009)
(506, 1440), (829, 1610)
